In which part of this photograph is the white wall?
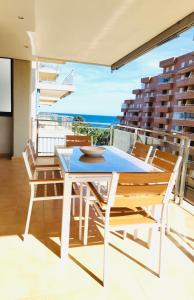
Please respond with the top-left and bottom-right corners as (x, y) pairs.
(13, 60), (31, 157)
(0, 117), (12, 154)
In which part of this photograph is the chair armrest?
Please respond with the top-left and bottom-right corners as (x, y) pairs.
(35, 164), (59, 168)
(30, 178), (64, 185)
(34, 166), (60, 171)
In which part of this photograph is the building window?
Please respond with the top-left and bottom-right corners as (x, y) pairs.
(181, 61), (185, 68)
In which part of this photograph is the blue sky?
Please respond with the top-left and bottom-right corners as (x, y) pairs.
(39, 27), (194, 116)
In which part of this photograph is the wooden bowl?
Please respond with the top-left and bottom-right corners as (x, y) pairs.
(80, 146), (106, 157)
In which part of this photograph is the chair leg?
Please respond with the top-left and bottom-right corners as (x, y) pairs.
(79, 184), (83, 241)
(72, 198), (75, 216)
(83, 186), (90, 246)
(123, 231), (127, 240)
(165, 204), (170, 234)
(134, 229), (138, 240)
(24, 185), (34, 239)
(103, 227), (109, 287)
(158, 224), (165, 278)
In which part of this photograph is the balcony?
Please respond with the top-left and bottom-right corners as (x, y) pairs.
(175, 91), (194, 100)
(154, 106), (171, 113)
(38, 63), (60, 81)
(0, 156), (193, 298)
(157, 83), (173, 90)
(132, 89), (142, 95)
(177, 62), (194, 74)
(141, 117), (154, 122)
(125, 108), (140, 112)
(159, 57), (175, 68)
(141, 77), (150, 84)
(142, 107), (153, 112)
(154, 117), (169, 125)
(156, 94), (172, 102)
(143, 96), (155, 103)
(176, 77), (194, 88)
(171, 119), (194, 127)
(159, 72), (175, 79)
(127, 116), (140, 122)
(173, 105), (194, 113)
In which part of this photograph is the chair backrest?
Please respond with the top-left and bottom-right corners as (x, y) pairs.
(131, 142), (153, 163)
(112, 172), (172, 209)
(65, 135), (92, 147)
(27, 139), (36, 163)
(106, 154), (182, 212)
(151, 149), (179, 172)
(22, 145), (35, 179)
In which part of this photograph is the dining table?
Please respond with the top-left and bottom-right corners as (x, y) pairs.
(57, 146), (159, 262)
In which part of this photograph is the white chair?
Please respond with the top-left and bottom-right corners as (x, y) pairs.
(82, 156), (182, 286)
(22, 147), (80, 239)
(27, 139), (59, 167)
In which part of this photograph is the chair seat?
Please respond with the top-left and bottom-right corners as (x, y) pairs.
(34, 170), (79, 199)
(88, 182), (156, 226)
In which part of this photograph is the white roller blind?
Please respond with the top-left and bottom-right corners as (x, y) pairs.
(0, 58), (11, 113)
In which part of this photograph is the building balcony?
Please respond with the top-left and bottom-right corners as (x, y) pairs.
(142, 107), (153, 112)
(177, 62), (194, 74)
(159, 72), (175, 79)
(126, 116), (140, 122)
(154, 117), (169, 125)
(155, 94), (172, 102)
(143, 96), (155, 103)
(173, 105), (194, 113)
(141, 77), (150, 84)
(141, 117), (154, 122)
(159, 57), (175, 68)
(132, 89), (142, 95)
(124, 108), (140, 112)
(171, 119), (194, 127)
(157, 83), (173, 90)
(175, 91), (194, 100)
(176, 77), (194, 88)
(154, 106), (171, 113)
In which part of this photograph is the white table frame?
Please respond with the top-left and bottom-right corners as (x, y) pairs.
(57, 146), (159, 262)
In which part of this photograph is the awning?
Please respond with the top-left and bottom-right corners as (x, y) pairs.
(0, 1), (194, 69)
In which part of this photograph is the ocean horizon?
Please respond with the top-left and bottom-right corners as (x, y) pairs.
(39, 112), (119, 125)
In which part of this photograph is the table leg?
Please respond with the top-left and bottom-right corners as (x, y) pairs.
(61, 173), (72, 262)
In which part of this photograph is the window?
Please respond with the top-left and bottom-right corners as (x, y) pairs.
(181, 61), (185, 68)
(0, 58), (12, 116)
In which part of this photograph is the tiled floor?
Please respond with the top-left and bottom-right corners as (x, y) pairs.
(0, 158), (194, 300)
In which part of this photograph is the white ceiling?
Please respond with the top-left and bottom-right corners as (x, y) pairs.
(0, 0), (193, 66)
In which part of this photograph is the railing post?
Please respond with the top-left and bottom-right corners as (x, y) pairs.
(174, 138), (185, 203)
(179, 138), (190, 205)
(134, 128), (138, 145)
(109, 125), (114, 146)
(36, 119), (39, 155)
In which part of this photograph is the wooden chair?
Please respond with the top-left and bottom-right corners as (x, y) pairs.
(151, 149), (179, 172)
(131, 142), (153, 163)
(27, 139), (59, 167)
(150, 149), (182, 233)
(65, 135), (92, 217)
(65, 135), (92, 147)
(82, 156), (181, 286)
(22, 147), (80, 239)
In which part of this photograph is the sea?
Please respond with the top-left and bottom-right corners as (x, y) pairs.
(39, 112), (118, 127)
